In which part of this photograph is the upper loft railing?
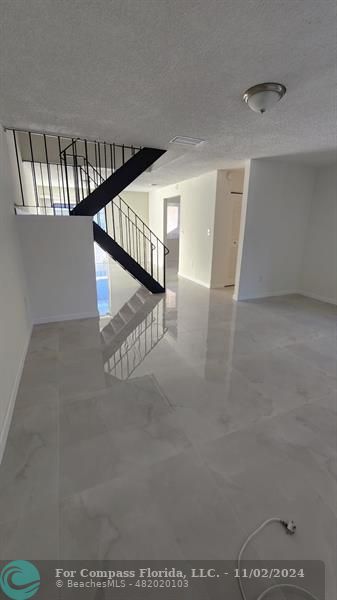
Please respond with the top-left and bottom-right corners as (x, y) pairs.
(9, 129), (141, 214)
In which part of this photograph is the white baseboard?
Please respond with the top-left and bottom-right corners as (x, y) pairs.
(33, 310), (99, 324)
(177, 272), (210, 288)
(0, 325), (33, 465)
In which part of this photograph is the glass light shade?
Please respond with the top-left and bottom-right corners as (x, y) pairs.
(243, 83), (286, 114)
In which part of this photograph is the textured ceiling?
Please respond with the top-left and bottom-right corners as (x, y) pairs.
(0, 0), (336, 185)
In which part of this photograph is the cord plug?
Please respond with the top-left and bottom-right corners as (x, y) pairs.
(281, 520), (297, 535)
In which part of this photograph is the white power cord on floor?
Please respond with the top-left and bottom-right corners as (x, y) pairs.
(237, 518), (321, 600)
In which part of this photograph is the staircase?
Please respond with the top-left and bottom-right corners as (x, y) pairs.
(59, 139), (169, 293)
(11, 129), (169, 292)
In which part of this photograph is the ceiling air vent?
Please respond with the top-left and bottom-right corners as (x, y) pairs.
(169, 136), (205, 146)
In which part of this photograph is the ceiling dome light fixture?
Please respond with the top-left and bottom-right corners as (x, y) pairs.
(242, 82), (286, 114)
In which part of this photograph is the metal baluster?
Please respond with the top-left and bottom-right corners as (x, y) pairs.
(119, 207), (123, 247)
(58, 137), (66, 211)
(72, 140), (80, 205)
(122, 144), (125, 165)
(127, 206), (131, 254)
(139, 225), (142, 267)
(150, 238), (154, 277)
(79, 166), (85, 201)
(98, 141), (102, 180)
(143, 223), (146, 269)
(43, 134), (54, 214)
(74, 153), (80, 204)
(39, 162), (46, 214)
(113, 143), (116, 173)
(85, 139), (90, 194)
(104, 142), (107, 181)
(13, 131), (25, 206)
(94, 143), (98, 183)
(133, 222), (136, 260)
(111, 202), (116, 240)
(28, 132), (39, 210)
(135, 219), (139, 264)
(56, 164), (63, 214)
(63, 151), (71, 213)
(109, 144), (113, 178)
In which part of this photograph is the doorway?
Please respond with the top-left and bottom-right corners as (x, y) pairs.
(224, 192), (242, 286)
(164, 196), (180, 272)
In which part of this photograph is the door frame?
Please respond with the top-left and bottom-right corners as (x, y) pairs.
(163, 196), (180, 246)
(163, 196), (181, 271)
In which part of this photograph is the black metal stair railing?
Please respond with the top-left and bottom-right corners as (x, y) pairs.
(60, 141), (169, 291)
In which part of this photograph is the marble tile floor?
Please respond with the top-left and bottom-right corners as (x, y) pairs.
(0, 272), (336, 598)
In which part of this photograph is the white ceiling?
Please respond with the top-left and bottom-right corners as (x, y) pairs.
(0, 0), (336, 186)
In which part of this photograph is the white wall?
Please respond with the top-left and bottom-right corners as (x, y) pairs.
(149, 173), (218, 287)
(300, 165), (337, 304)
(149, 184), (174, 241)
(17, 215), (98, 324)
(0, 126), (32, 462)
(178, 172), (218, 287)
(235, 159), (316, 300)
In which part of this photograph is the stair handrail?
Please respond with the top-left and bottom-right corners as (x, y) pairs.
(77, 164), (156, 251)
(60, 137), (142, 159)
(60, 150), (156, 252)
(61, 150), (169, 256)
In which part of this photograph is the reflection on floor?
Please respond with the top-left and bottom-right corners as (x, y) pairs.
(101, 286), (167, 380)
(0, 270), (336, 597)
